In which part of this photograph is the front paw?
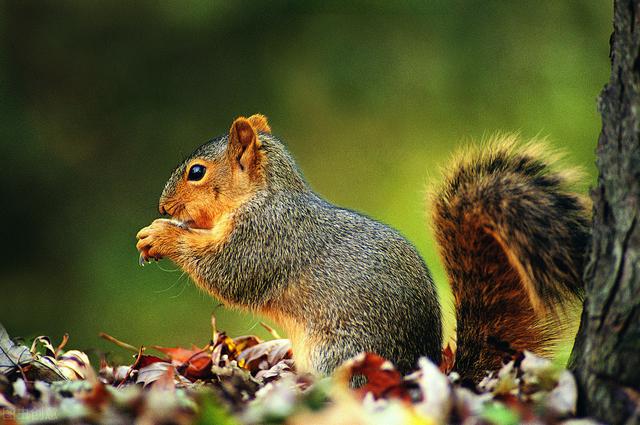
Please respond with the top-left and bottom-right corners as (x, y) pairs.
(136, 219), (184, 264)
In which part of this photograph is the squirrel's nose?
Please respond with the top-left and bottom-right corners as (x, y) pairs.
(159, 204), (168, 216)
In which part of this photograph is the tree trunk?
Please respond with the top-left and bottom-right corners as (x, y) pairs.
(569, 1), (640, 424)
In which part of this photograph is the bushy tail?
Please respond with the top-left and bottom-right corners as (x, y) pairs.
(430, 135), (591, 382)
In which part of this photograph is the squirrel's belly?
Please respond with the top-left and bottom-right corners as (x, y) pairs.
(259, 307), (314, 374)
(287, 325), (313, 373)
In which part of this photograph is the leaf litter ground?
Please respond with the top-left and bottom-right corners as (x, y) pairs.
(0, 317), (599, 425)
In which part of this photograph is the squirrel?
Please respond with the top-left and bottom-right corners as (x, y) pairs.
(136, 115), (590, 382)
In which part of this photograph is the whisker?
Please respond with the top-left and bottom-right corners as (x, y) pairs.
(154, 270), (186, 293)
(155, 262), (181, 273)
(169, 276), (189, 299)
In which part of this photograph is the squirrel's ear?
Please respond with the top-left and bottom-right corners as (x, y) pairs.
(228, 116), (262, 173)
(247, 114), (271, 134)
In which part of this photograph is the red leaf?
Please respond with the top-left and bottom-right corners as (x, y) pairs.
(181, 350), (213, 380)
(152, 345), (205, 364)
(439, 343), (455, 374)
(82, 382), (111, 411)
(133, 354), (167, 370)
(340, 352), (412, 402)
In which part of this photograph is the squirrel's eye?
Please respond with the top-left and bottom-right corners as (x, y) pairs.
(187, 164), (206, 181)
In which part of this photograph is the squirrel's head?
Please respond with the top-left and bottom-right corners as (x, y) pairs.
(158, 114), (272, 229)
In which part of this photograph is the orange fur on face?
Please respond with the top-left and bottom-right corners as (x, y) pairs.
(159, 115), (267, 234)
(160, 157), (229, 230)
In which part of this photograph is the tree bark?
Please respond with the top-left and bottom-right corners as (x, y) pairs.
(569, 1), (640, 424)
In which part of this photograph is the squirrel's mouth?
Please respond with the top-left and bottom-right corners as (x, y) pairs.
(161, 202), (215, 230)
(170, 214), (214, 231)
(169, 218), (195, 230)
(177, 219), (213, 230)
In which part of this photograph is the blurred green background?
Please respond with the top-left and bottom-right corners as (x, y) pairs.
(1, 1), (611, 362)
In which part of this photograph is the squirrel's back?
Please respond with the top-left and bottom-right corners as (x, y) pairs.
(294, 201), (442, 374)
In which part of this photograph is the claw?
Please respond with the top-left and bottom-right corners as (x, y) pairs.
(139, 254), (146, 266)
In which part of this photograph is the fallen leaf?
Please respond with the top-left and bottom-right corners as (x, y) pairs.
(232, 336), (261, 353)
(81, 381), (111, 411)
(57, 350), (92, 380)
(237, 339), (292, 375)
(133, 354), (169, 370)
(409, 357), (452, 423)
(26, 355), (67, 382)
(545, 370), (577, 417)
(180, 349), (213, 380)
(137, 362), (174, 387)
(439, 343), (455, 374)
(0, 323), (32, 375)
(30, 336), (56, 357)
(153, 345), (207, 364)
(336, 352), (412, 402)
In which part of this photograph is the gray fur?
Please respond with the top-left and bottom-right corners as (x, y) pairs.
(162, 133), (442, 375)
